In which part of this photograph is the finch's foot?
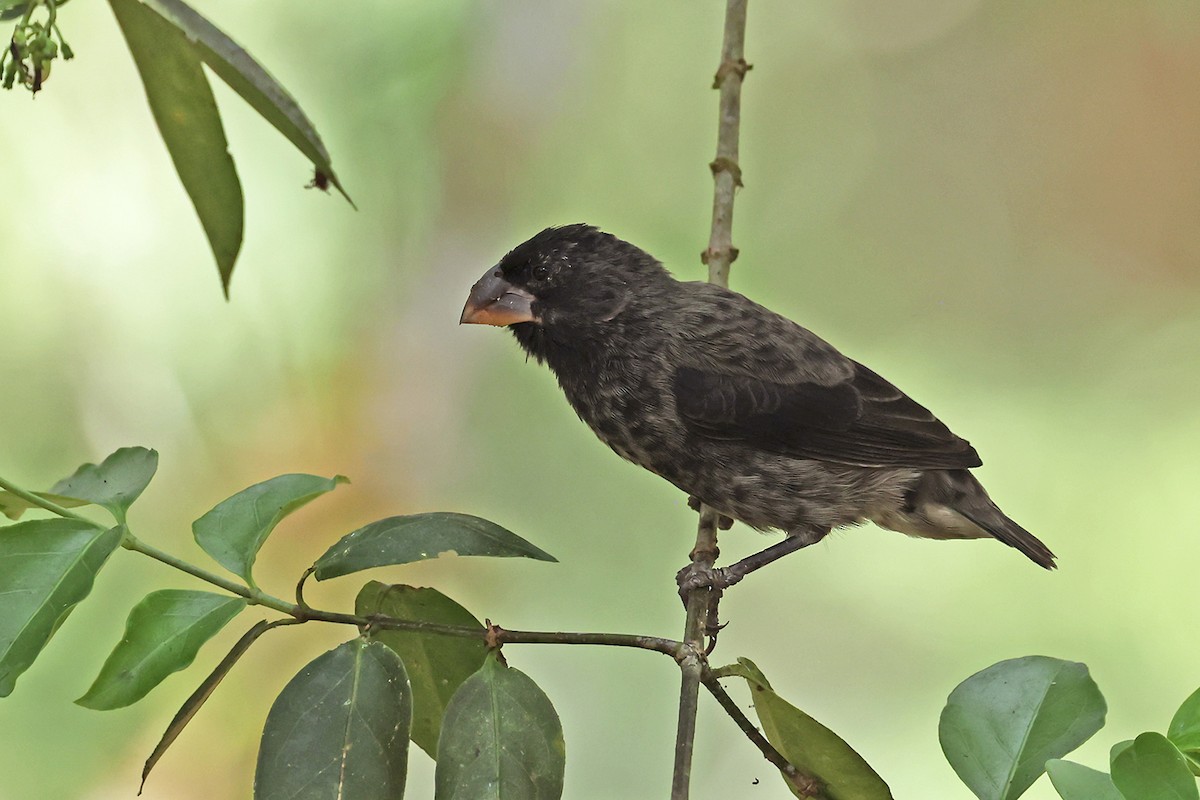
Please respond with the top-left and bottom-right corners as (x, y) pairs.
(675, 563), (730, 653)
(676, 562), (743, 593)
(686, 496), (734, 530)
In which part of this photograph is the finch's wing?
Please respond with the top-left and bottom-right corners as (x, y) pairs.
(674, 362), (980, 469)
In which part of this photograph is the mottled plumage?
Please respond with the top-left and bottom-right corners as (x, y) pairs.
(461, 224), (1055, 570)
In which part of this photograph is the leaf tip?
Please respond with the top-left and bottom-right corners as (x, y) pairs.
(139, 758), (153, 796)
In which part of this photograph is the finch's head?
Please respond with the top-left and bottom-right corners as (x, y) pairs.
(460, 224), (669, 331)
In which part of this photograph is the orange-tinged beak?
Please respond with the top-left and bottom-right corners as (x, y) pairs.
(460, 268), (538, 326)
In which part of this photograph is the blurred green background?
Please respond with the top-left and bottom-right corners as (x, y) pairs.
(2, 0), (1198, 797)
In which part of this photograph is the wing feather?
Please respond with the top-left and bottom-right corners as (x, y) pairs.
(675, 364), (980, 468)
(670, 285), (980, 469)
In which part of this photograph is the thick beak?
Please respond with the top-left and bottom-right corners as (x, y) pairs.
(460, 268), (538, 326)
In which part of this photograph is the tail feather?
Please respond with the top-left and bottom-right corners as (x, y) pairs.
(958, 506), (1056, 569)
(897, 469), (1058, 569)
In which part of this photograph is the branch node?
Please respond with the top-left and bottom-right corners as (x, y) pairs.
(700, 246), (739, 266)
(674, 642), (708, 670)
(712, 57), (753, 89)
(708, 156), (744, 187)
(788, 770), (826, 798)
(484, 619), (505, 655)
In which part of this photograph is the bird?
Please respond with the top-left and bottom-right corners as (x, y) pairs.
(460, 224), (1055, 585)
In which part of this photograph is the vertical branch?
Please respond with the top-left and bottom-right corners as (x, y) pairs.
(703, 0), (750, 287)
(672, 1), (750, 798)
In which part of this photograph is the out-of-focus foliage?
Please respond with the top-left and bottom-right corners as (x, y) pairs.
(0, 0), (1197, 797)
(5, 0), (349, 291)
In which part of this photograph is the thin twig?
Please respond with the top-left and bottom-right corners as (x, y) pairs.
(673, 510), (720, 799)
(121, 531), (266, 605)
(701, 673), (827, 799)
(373, 614), (687, 657)
(0, 475), (94, 523)
(123, 526), (686, 655)
(673, 2), (751, 798)
(117, 515), (687, 656)
(140, 618), (303, 794)
(295, 566), (316, 619)
(491, 627), (684, 657)
(702, 0), (751, 288)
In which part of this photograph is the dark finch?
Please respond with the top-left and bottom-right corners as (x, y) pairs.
(461, 225), (1055, 580)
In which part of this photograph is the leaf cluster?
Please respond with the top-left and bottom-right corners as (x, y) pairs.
(0, 448), (567, 798)
(0, 0), (71, 92)
(0, 447), (928, 798)
(940, 655), (1200, 800)
(5, 451), (1198, 800)
(2, 0), (349, 293)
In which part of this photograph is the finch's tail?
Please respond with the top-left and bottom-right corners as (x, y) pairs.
(898, 469), (1057, 569)
(957, 503), (1057, 570)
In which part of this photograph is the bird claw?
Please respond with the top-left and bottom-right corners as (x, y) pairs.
(676, 564), (732, 653)
(675, 563), (742, 594)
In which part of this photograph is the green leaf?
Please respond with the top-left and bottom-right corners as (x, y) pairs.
(50, 446), (158, 522)
(0, 520), (122, 697)
(142, 618), (292, 793)
(730, 658), (892, 800)
(1111, 739), (1135, 762)
(255, 638), (411, 800)
(133, 0), (351, 206)
(193, 473), (347, 584)
(356, 581), (488, 757)
(939, 656), (1107, 800)
(108, 0), (243, 294)
(313, 512), (557, 581)
(77, 589), (247, 710)
(1111, 732), (1199, 800)
(1045, 760), (1124, 800)
(0, 491), (90, 522)
(1170, 686), (1200, 756)
(436, 653), (565, 800)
